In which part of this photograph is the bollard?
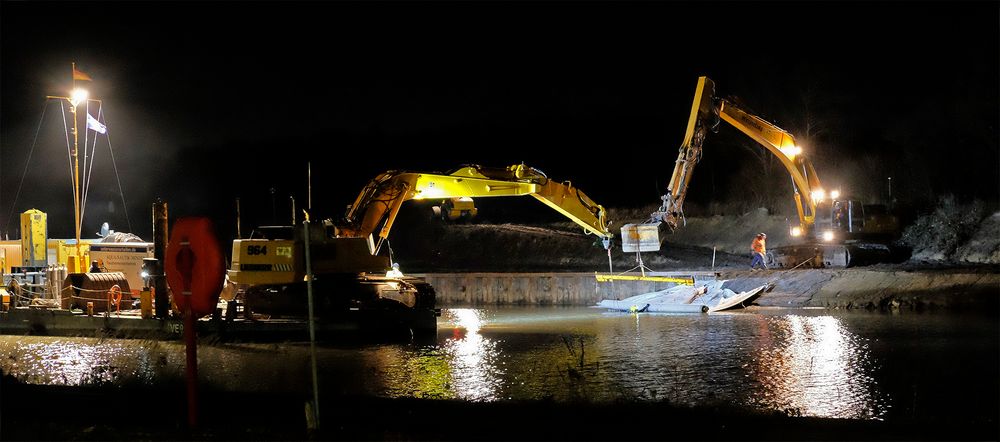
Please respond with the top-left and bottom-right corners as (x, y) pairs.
(140, 290), (153, 319)
(225, 300), (238, 321)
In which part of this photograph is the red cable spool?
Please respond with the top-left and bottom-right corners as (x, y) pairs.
(165, 217), (225, 318)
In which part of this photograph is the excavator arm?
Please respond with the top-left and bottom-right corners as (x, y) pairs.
(651, 76), (823, 236)
(717, 96), (823, 233)
(339, 164), (611, 253)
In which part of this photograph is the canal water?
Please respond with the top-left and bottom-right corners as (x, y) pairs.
(0, 307), (996, 424)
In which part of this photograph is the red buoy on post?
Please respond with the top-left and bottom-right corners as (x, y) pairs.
(164, 217), (225, 429)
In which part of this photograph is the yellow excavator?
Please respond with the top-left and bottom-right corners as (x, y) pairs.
(627, 76), (899, 268)
(228, 163), (611, 334)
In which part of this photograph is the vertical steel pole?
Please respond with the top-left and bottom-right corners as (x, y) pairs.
(176, 240), (198, 429)
(303, 219), (320, 429)
(71, 102), (82, 265)
(236, 198), (241, 239)
(184, 304), (198, 428)
(887, 177), (892, 210)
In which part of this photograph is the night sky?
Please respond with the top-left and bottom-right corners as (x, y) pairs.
(1, 1), (997, 242)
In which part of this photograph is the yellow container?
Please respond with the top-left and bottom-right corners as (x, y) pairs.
(20, 209), (47, 267)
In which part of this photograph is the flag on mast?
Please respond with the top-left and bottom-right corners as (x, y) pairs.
(87, 113), (107, 134)
(73, 67), (92, 81)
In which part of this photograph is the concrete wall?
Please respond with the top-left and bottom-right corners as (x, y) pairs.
(414, 273), (687, 306)
(417, 269), (1000, 310)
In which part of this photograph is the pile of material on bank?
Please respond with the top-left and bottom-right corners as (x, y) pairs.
(597, 280), (769, 313)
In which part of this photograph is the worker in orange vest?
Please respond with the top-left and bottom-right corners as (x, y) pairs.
(750, 233), (767, 270)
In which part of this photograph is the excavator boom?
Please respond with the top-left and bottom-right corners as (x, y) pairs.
(340, 164), (611, 253)
(653, 77), (821, 235)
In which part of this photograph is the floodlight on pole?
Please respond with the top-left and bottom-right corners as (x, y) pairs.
(45, 87), (91, 270)
(70, 88), (89, 107)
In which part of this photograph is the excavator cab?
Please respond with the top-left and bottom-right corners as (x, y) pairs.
(810, 198), (900, 243)
(811, 199), (864, 242)
(432, 197), (478, 222)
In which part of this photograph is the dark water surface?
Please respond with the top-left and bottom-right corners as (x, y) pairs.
(1, 307), (996, 424)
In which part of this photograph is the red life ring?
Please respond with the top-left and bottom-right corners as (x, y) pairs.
(165, 217), (225, 318)
(107, 284), (123, 308)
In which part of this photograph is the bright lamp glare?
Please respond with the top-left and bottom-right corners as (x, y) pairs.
(791, 226), (802, 237)
(822, 231), (835, 242)
(781, 145), (803, 158)
(70, 89), (89, 106)
(830, 190), (840, 200)
(811, 189), (826, 202)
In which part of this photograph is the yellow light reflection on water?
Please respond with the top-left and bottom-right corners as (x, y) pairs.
(749, 315), (886, 419)
(373, 309), (506, 401)
(441, 308), (504, 401)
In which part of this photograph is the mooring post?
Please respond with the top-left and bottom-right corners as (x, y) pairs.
(153, 200), (169, 318)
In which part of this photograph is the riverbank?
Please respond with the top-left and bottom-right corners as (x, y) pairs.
(722, 265), (1000, 311)
(391, 206), (1000, 311)
(420, 266), (999, 312)
(2, 378), (995, 441)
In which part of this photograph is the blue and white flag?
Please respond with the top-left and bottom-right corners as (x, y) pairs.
(87, 113), (106, 134)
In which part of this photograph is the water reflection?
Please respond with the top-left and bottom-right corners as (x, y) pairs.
(0, 338), (164, 386)
(439, 309), (504, 401)
(747, 315), (887, 419)
(4, 308), (983, 423)
(373, 308), (504, 401)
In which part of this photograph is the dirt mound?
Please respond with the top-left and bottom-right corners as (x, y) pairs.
(607, 206), (795, 255)
(392, 200), (999, 273)
(391, 221), (747, 273)
(900, 196), (997, 264)
(954, 212), (1000, 264)
(660, 208), (794, 255)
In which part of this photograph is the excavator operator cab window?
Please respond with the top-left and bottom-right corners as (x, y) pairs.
(832, 201), (846, 229)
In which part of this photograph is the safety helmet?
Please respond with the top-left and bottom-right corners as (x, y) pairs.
(759, 233), (766, 238)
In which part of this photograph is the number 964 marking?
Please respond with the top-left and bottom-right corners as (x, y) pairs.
(247, 245), (268, 255)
